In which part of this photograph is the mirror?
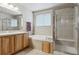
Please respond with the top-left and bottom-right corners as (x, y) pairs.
(0, 15), (21, 31)
(8, 19), (18, 27)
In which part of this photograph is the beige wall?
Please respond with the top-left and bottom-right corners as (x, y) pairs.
(35, 26), (52, 36)
(14, 5), (33, 34)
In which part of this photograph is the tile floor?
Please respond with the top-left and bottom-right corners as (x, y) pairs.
(16, 48), (68, 55)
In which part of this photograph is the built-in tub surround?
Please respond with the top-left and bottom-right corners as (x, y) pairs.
(29, 35), (54, 53)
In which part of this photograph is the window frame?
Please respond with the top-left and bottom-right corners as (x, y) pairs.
(35, 13), (52, 27)
(33, 9), (53, 35)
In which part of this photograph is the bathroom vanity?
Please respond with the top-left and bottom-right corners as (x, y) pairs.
(0, 31), (29, 55)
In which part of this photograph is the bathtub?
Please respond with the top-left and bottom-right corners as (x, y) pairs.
(29, 35), (53, 42)
(29, 35), (54, 53)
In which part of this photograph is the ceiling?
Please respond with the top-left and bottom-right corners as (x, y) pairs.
(11, 3), (61, 11)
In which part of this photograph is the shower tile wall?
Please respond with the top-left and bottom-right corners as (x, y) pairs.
(56, 7), (74, 40)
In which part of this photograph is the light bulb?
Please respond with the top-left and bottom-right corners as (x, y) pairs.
(14, 7), (19, 11)
(9, 4), (14, 8)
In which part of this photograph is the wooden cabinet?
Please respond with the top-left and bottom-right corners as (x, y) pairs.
(0, 33), (29, 55)
(2, 36), (10, 55)
(42, 41), (54, 53)
(9, 36), (15, 54)
(42, 41), (50, 53)
(15, 34), (23, 52)
(23, 34), (29, 48)
(0, 37), (2, 54)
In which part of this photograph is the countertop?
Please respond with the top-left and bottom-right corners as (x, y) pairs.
(0, 31), (28, 36)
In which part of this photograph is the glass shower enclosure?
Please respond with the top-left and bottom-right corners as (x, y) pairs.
(54, 7), (77, 54)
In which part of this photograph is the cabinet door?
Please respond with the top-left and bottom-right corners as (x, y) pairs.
(15, 34), (23, 52)
(42, 41), (50, 53)
(2, 36), (9, 55)
(9, 36), (15, 54)
(23, 34), (29, 48)
(0, 37), (2, 55)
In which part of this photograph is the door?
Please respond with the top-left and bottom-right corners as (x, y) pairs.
(55, 8), (74, 54)
(2, 36), (9, 55)
(55, 8), (74, 41)
(15, 34), (23, 52)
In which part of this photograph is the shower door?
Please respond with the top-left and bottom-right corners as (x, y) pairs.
(54, 7), (75, 54)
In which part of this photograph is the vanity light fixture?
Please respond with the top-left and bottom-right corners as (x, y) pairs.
(9, 4), (14, 8)
(14, 7), (19, 11)
(0, 3), (19, 11)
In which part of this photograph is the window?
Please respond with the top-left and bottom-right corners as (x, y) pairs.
(10, 19), (18, 27)
(36, 13), (51, 26)
(0, 14), (21, 31)
(7, 19), (18, 28)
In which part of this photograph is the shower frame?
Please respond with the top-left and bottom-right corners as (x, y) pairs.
(52, 4), (79, 54)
